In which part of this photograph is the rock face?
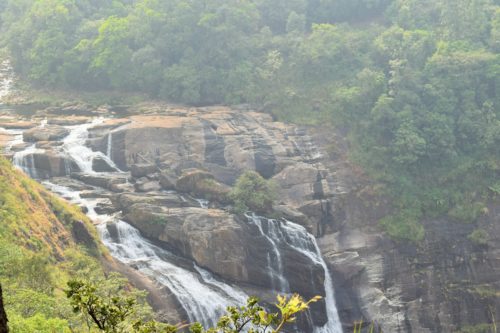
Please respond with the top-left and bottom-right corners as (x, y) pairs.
(312, 128), (500, 333)
(88, 108), (336, 234)
(10, 104), (500, 332)
(23, 125), (69, 142)
(79, 107), (344, 330)
(0, 284), (8, 333)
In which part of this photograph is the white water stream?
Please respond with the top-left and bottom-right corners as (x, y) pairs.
(99, 220), (248, 327)
(0, 60), (14, 103)
(245, 213), (342, 333)
(63, 118), (120, 174)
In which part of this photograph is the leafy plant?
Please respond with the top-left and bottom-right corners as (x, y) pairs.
(66, 279), (320, 333)
(468, 229), (489, 246)
(230, 171), (277, 214)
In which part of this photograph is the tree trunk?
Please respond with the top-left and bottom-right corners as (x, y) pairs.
(0, 284), (8, 333)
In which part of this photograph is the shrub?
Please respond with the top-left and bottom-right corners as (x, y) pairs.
(448, 201), (487, 224)
(468, 229), (489, 246)
(230, 171), (277, 214)
(379, 209), (425, 243)
(457, 323), (495, 333)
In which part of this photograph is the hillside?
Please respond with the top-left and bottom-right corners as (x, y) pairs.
(0, 156), (106, 331)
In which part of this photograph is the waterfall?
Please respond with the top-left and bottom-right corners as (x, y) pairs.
(2, 96), (344, 332)
(45, 181), (249, 328)
(43, 181), (111, 224)
(62, 119), (120, 174)
(0, 60), (14, 103)
(106, 132), (113, 160)
(195, 198), (209, 209)
(98, 220), (248, 328)
(12, 144), (44, 178)
(245, 213), (343, 333)
(245, 213), (289, 292)
(3, 128), (23, 153)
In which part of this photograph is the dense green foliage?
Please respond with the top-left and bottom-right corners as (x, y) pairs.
(1, 0), (499, 241)
(66, 278), (319, 333)
(230, 171), (277, 214)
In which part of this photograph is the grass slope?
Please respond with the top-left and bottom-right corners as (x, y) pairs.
(0, 157), (109, 332)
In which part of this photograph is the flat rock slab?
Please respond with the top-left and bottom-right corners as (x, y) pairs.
(0, 121), (37, 129)
(47, 116), (91, 126)
(23, 125), (69, 142)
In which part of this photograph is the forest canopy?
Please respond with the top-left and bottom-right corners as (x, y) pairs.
(1, 0), (499, 241)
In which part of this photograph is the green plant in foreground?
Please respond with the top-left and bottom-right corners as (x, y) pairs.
(66, 279), (320, 333)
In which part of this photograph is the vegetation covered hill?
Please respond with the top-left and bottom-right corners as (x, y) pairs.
(0, 157), (140, 332)
(1, 0), (499, 241)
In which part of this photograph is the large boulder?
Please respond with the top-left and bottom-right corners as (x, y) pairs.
(134, 179), (162, 193)
(23, 125), (69, 142)
(159, 169), (176, 190)
(175, 169), (230, 203)
(111, 192), (190, 214)
(175, 169), (214, 193)
(130, 164), (157, 178)
(71, 173), (127, 191)
(123, 205), (252, 284)
(47, 116), (90, 126)
(92, 156), (116, 172)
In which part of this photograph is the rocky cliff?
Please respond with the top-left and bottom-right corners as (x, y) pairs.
(2, 102), (498, 332)
(314, 129), (500, 332)
(2, 104), (344, 332)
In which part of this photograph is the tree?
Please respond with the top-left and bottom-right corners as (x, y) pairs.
(65, 273), (154, 333)
(66, 279), (320, 333)
(0, 284), (8, 333)
(230, 171), (277, 214)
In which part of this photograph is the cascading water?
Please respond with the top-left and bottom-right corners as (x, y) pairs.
(245, 213), (343, 333)
(12, 144), (44, 178)
(11, 119), (46, 177)
(0, 60), (14, 103)
(98, 220), (248, 327)
(63, 119), (120, 174)
(43, 180), (249, 329)
(106, 132), (113, 159)
(195, 198), (209, 209)
(245, 213), (289, 293)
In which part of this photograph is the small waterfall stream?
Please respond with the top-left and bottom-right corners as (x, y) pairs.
(0, 60), (14, 103)
(63, 119), (120, 174)
(245, 214), (342, 333)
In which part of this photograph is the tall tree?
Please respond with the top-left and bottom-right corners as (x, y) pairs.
(0, 284), (8, 333)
